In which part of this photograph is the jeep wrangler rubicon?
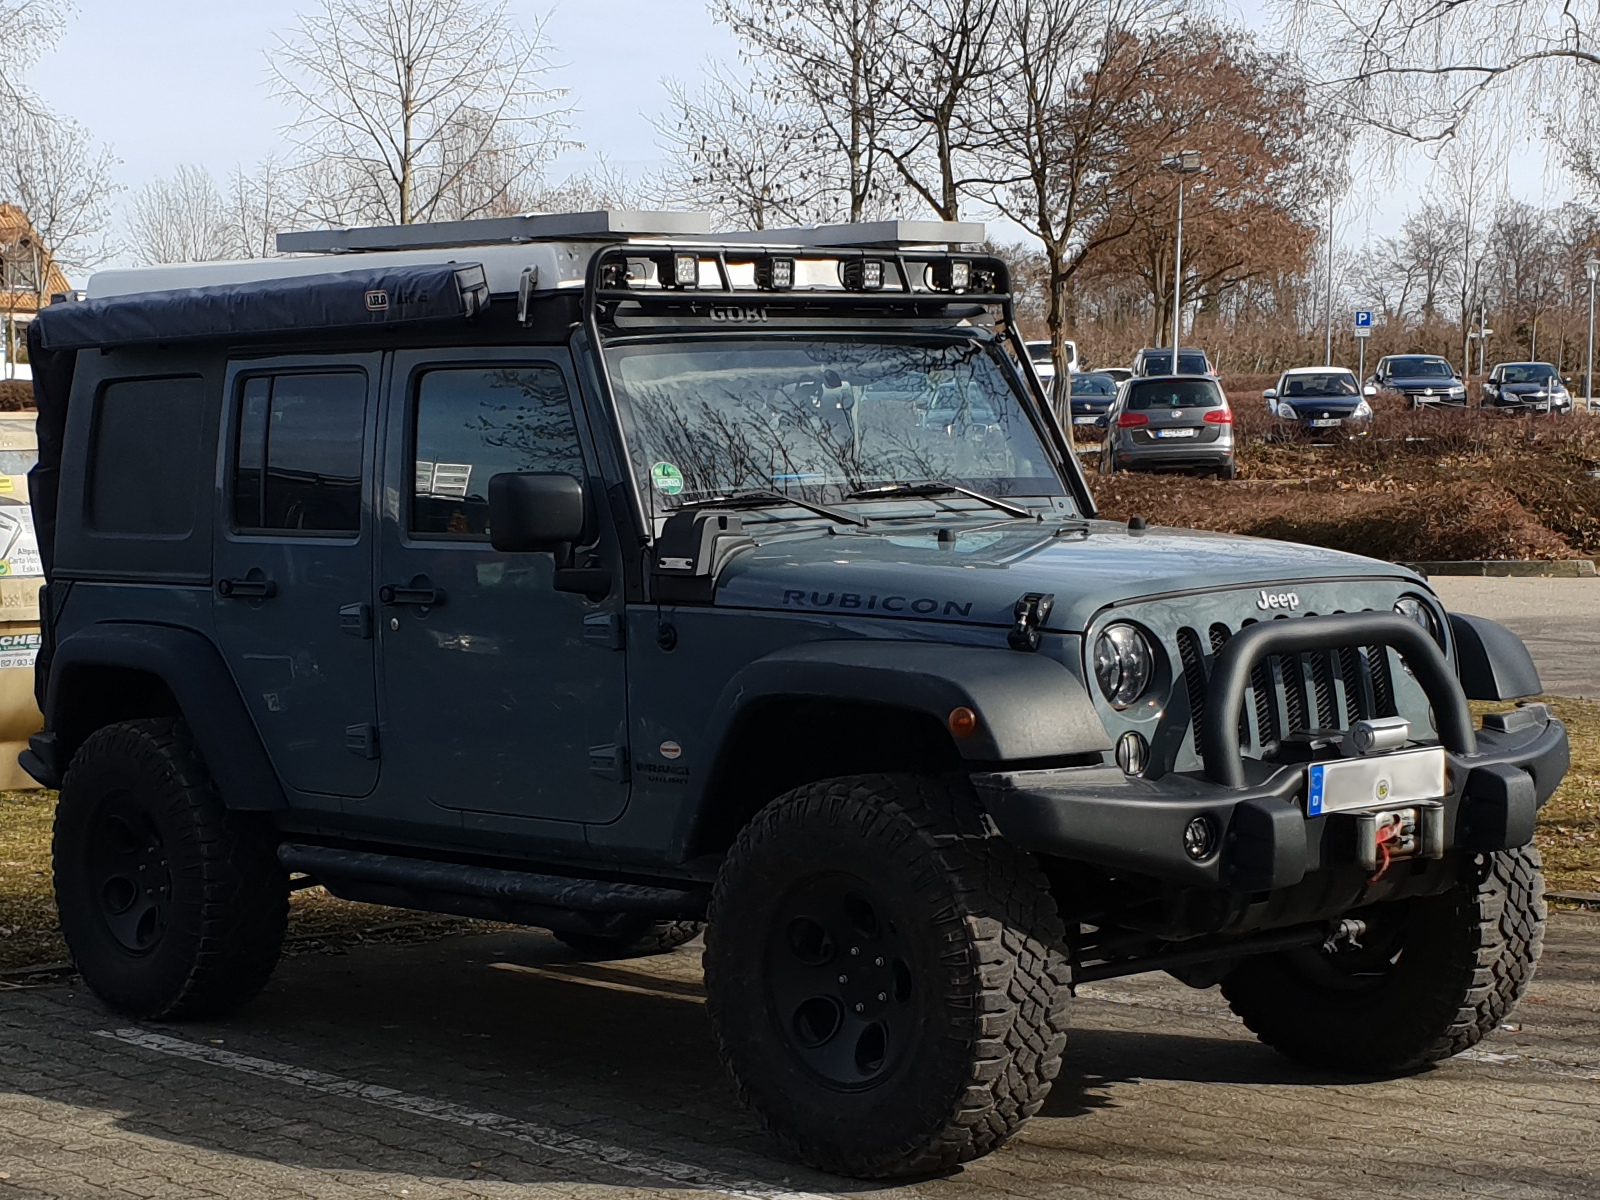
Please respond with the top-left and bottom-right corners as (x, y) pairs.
(24, 212), (1567, 1179)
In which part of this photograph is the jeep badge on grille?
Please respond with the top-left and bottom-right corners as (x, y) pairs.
(1257, 589), (1300, 611)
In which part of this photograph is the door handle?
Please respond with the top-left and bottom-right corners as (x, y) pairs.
(217, 576), (276, 599)
(379, 582), (445, 607)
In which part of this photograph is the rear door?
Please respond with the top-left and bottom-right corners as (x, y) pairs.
(1128, 379), (1226, 446)
(213, 355), (382, 800)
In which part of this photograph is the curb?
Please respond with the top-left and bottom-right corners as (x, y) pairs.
(1402, 560), (1597, 578)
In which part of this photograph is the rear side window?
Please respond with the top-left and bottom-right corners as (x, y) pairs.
(233, 371), (367, 533)
(1128, 380), (1224, 410)
(88, 376), (205, 535)
(411, 365), (582, 538)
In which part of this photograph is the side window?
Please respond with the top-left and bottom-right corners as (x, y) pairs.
(233, 371), (367, 534)
(88, 376), (205, 536)
(411, 365), (582, 539)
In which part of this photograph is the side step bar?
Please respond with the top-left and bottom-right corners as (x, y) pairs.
(278, 843), (708, 933)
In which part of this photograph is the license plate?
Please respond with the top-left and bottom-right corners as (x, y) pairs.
(1073, 415), (1098, 424)
(1309, 418), (1342, 427)
(1306, 747), (1447, 816)
(1155, 428), (1197, 439)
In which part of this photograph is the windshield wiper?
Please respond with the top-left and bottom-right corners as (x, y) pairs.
(673, 489), (868, 527)
(845, 481), (1037, 520)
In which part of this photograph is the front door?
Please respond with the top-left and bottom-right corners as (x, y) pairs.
(372, 348), (630, 825)
(213, 355), (382, 800)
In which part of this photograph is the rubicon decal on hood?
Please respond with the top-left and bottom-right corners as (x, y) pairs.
(782, 589), (974, 617)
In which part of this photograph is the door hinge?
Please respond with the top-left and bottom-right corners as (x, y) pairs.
(583, 611), (625, 650)
(588, 743), (629, 782)
(345, 723), (379, 760)
(339, 602), (373, 639)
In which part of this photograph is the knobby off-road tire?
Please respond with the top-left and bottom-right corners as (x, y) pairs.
(555, 918), (704, 959)
(53, 718), (289, 1020)
(703, 774), (1071, 1179)
(1221, 846), (1546, 1074)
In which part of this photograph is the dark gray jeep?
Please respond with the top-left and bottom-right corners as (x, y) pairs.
(25, 213), (1567, 1179)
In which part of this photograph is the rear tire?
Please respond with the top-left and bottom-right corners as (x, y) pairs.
(704, 774), (1070, 1178)
(1221, 847), (1545, 1073)
(52, 719), (288, 1020)
(555, 918), (703, 959)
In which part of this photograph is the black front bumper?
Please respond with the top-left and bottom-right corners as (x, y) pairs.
(974, 704), (1567, 892)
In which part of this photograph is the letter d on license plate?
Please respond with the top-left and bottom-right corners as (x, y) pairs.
(1306, 747), (1447, 816)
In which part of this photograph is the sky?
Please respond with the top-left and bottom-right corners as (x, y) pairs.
(28, 0), (1582, 273)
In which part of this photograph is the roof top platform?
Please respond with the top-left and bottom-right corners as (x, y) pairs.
(83, 211), (987, 301)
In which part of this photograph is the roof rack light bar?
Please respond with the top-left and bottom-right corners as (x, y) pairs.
(277, 210), (715, 255)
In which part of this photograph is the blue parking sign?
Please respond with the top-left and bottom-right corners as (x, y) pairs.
(1355, 310), (1372, 327)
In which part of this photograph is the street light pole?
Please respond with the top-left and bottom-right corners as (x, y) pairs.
(1586, 255), (1599, 411)
(1162, 150), (1202, 369)
(1324, 191), (1335, 366)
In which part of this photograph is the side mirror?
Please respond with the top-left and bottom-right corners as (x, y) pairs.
(488, 472), (587, 554)
(1262, 387), (1277, 400)
(1363, 384), (1377, 397)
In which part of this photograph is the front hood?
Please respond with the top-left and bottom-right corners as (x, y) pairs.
(1500, 383), (1555, 396)
(713, 518), (1422, 631)
(1391, 376), (1462, 390)
(1284, 395), (1363, 413)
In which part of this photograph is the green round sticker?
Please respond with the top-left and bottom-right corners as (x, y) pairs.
(651, 462), (684, 495)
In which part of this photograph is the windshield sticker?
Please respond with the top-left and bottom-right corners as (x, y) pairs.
(650, 462), (685, 495)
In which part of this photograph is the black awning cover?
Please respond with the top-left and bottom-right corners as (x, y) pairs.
(35, 261), (490, 351)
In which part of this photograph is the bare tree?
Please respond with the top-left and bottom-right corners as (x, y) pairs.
(0, 107), (117, 282)
(1284, 0), (1600, 182)
(977, 0), (1180, 404)
(652, 67), (844, 229)
(876, 0), (1001, 220)
(269, 0), (574, 226)
(0, 0), (66, 121)
(713, 0), (903, 222)
(126, 164), (235, 265)
(228, 156), (293, 260)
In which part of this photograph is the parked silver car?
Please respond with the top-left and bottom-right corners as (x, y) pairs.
(1100, 375), (1236, 478)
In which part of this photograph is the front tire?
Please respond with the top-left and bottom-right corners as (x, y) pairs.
(1222, 847), (1545, 1073)
(704, 775), (1070, 1178)
(53, 719), (288, 1020)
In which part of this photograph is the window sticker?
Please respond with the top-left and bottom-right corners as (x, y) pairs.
(650, 462), (684, 495)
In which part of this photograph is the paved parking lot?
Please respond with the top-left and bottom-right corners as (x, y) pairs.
(1430, 577), (1600, 699)
(2, 912), (1597, 1199)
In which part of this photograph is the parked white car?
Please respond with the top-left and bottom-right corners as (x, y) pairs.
(1025, 338), (1079, 384)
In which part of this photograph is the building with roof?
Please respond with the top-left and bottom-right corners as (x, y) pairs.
(0, 204), (72, 380)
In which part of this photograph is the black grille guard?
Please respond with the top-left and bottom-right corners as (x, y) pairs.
(1200, 613), (1475, 789)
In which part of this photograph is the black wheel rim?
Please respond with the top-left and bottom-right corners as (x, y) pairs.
(766, 873), (916, 1091)
(86, 794), (172, 954)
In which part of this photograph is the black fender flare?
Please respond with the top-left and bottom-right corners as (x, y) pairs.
(1448, 612), (1543, 701)
(701, 639), (1111, 765)
(32, 623), (287, 810)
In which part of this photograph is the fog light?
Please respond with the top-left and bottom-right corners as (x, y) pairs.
(1115, 730), (1148, 776)
(1183, 815), (1218, 861)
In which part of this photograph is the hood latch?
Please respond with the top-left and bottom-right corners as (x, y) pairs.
(1008, 592), (1056, 652)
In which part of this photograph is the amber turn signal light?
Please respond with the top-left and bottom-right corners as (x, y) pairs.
(948, 706), (978, 737)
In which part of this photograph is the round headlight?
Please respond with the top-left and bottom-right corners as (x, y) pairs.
(1394, 595), (1443, 645)
(1094, 623), (1154, 709)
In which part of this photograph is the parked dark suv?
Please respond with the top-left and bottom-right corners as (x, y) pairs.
(25, 212), (1566, 1180)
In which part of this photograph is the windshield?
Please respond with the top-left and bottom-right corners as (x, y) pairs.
(1391, 357), (1453, 378)
(1281, 372), (1358, 398)
(1027, 343), (1054, 363)
(1502, 363), (1558, 384)
(1071, 373), (1117, 396)
(605, 336), (1068, 514)
(1127, 379), (1224, 409)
